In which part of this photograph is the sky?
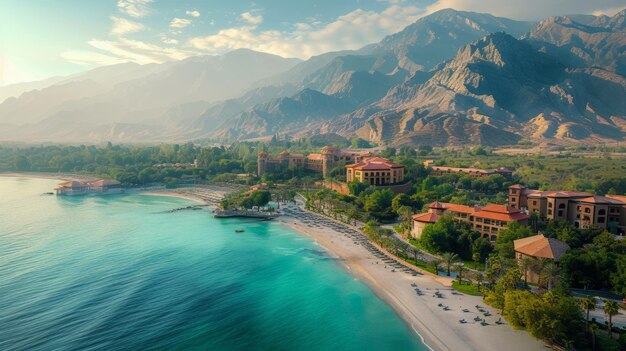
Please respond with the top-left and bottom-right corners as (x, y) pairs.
(1, 0), (624, 86)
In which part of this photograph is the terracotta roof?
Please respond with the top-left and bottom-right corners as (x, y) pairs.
(289, 153), (305, 158)
(279, 151), (289, 156)
(412, 212), (439, 223)
(577, 195), (626, 205)
(544, 191), (591, 198)
(258, 151), (268, 157)
(345, 157), (404, 171)
(307, 153), (323, 161)
(89, 179), (121, 187)
(428, 201), (445, 209)
(509, 184), (526, 189)
(514, 234), (570, 260)
(606, 194), (626, 203)
(473, 204), (528, 222)
(480, 204), (519, 214)
(442, 203), (478, 214)
(431, 166), (512, 175)
(57, 180), (89, 189)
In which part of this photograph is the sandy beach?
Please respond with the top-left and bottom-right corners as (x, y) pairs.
(277, 202), (546, 351)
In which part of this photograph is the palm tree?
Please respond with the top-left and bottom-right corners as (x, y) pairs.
(473, 272), (484, 290)
(455, 263), (468, 284)
(519, 256), (533, 287)
(589, 323), (598, 350)
(431, 259), (442, 275)
(603, 300), (620, 337)
(540, 262), (561, 290)
(580, 297), (596, 333)
(441, 252), (459, 276)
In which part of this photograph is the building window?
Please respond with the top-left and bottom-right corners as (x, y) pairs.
(533, 201), (537, 206)
(558, 203), (565, 209)
(548, 202), (553, 208)
(558, 210), (563, 217)
(598, 209), (606, 216)
(548, 209), (552, 215)
(598, 217), (605, 223)
(584, 208), (591, 213)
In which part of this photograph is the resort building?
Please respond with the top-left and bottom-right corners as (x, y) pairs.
(257, 146), (374, 178)
(423, 160), (513, 179)
(345, 157), (405, 186)
(411, 201), (529, 241)
(514, 234), (570, 284)
(508, 185), (626, 236)
(55, 179), (122, 196)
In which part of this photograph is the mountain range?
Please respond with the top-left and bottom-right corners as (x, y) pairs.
(0, 8), (624, 146)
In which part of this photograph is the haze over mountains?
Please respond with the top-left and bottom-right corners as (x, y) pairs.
(1, 8), (624, 146)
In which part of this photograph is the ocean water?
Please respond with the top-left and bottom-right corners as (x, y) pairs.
(0, 177), (427, 351)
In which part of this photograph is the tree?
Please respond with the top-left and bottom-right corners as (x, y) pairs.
(541, 262), (561, 291)
(519, 256), (533, 287)
(441, 252), (459, 276)
(456, 263), (468, 284)
(251, 190), (271, 209)
(431, 259), (442, 275)
(589, 323), (598, 350)
(392, 193), (413, 212)
(364, 189), (394, 219)
(419, 216), (459, 253)
(494, 222), (533, 258)
(14, 155), (31, 171)
(603, 300), (620, 337)
(580, 297), (596, 333)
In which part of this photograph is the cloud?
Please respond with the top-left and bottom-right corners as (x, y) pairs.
(86, 38), (196, 64)
(117, 0), (153, 18)
(61, 50), (126, 66)
(188, 4), (423, 59)
(240, 12), (263, 26)
(110, 16), (144, 35)
(425, 0), (625, 20)
(170, 18), (192, 29)
(186, 10), (200, 17)
(159, 34), (179, 45)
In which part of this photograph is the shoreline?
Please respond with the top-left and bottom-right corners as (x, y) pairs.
(3, 175), (543, 350)
(277, 203), (546, 351)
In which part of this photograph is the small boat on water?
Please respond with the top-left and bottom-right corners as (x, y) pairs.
(235, 229), (245, 233)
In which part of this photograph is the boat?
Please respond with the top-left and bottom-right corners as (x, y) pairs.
(235, 229), (245, 233)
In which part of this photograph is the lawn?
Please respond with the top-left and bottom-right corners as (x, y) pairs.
(452, 281), (484, 296)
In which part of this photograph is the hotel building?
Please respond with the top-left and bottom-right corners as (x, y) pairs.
(508, 184), (626, 236)
(258, 146), (374, 178)
(423, 160), (513, 179)
(345, 157), (405, 186)
(411, 201), (529, 241)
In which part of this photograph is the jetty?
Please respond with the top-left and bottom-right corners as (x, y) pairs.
(213, 209), (280, 219)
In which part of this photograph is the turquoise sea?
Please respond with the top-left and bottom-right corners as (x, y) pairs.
(0, 177), (427, 351)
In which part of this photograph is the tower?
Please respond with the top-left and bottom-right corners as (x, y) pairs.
(258, 151), (269, 176)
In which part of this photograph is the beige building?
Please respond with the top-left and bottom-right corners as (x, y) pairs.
(258, 146), (373, 178)
(509, 185), (626, 236)
(424, 160), (513, 179)
(411, 201), (529, 241)
(345, 157), (405, 186)
(55, 179), (122, 196)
